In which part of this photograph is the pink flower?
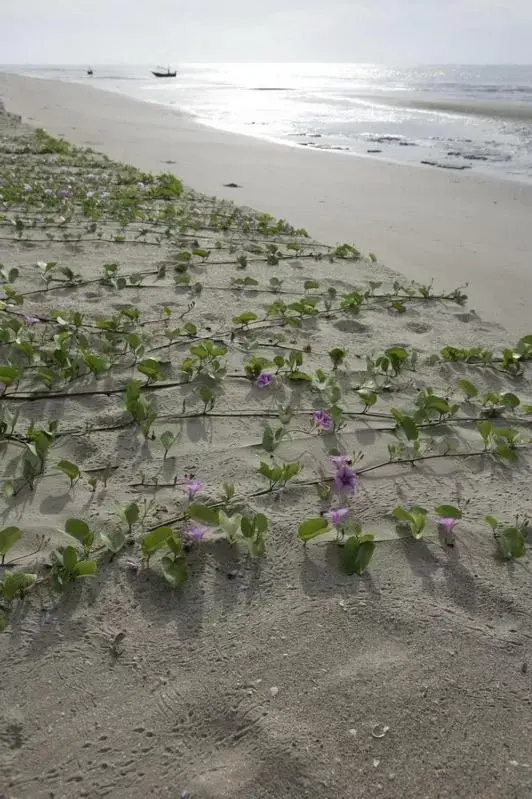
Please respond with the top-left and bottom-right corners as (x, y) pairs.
(256, 372), (273, 388)
(22, 314), (40, 326)
(185, 525), (207, 542)
(325, 508), (350, 527)
(329, 455), (350, 469)
(438, 518), (457, 536)
(313, 410), (333, 431)
(181, 478), (204, 499)
(333, 465), (358, 494)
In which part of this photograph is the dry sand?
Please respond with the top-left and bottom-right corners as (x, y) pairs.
(0, 76), (531, 799)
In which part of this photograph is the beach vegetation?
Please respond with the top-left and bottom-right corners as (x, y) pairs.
(0, 126), (530, 630)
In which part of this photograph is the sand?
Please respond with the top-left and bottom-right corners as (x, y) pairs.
(2, 72), (532, 334)
(0, 75), (531, 799)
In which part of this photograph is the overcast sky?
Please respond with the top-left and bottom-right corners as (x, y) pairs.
(2, 0), (532, 64)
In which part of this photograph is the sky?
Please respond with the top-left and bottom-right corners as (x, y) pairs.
(1, 0), (532, 64)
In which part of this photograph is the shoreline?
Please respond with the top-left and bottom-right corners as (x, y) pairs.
(1, 71), (532, 333)
(8, 67), (532, 187)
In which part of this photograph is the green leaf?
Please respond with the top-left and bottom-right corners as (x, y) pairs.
(0, 571), (37, 601)
(484, 515), (499, 532)
(434, 505), (463, 520)
(62, 545), (78, 571)
(409, 507), (428, 539)
(477, 420), (493, 444)
(0, 527), (22, 557)
(516, 335), (532, 354)
(100, 528), (127, 554)
(0, 365), (20, 386)
(56, 459), (80, 483)
(391, 300), (406, 313)
(399, 415), (419, 441)
(218, 510), (242, 542)
(188, 504), (219, 526)
(161, 556), (188, 587)
(159, 430), (177, 456)
(424, 396), (452, 414)
(457, 379), (479, 399)
(497, 527), (526, 560)
(255, 514), (269, 535)
(74, 560), (97, 577)
(501, 392), (520, 410)
(298, 518), (329, 542)
(285, 371), (313, 382)
(137, 358), (164, 381)
(223, 482), (235, 501)
(167, 534), (183, 556)
(496, 444), (519, 464)
(241, 516), (254, 538)
(262, 425), (275, 453)
(283, 462), (301, 481)
(141, 527), (173, 557)
(124, 502), (139, 529)
(357, 389), (377, 408)
(232, 312), (258, 326)
(249, 536), (266, 557)
(392, 506), (414, 524)
(64, 518), (93, 550)
(342, 535), (375, 575)
(84, 353), (108, 376)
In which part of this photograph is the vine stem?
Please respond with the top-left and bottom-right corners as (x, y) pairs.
(143, 445), (529, 531)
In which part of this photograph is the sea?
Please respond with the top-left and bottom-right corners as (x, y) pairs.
(8, 63), (532, 182)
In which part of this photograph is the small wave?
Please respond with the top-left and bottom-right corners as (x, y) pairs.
(366, 94), (532, 122)
(250, 87), (294, 91)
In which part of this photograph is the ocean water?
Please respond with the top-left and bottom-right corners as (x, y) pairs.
(8, 63), (532, 182)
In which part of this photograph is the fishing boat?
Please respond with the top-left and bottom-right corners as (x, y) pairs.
(152, 66), (176, 78)
(87, 67), (93, 76)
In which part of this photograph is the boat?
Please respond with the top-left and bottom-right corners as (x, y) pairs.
(152, 66), (176, 78)
(87, 67), (93, 76)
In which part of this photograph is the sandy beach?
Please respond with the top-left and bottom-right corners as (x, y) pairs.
(2, 72), (532, 333)
(0, 73), (531, 799)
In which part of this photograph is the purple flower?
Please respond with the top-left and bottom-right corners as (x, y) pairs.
(333, 465), (358, 494)
(86, 191), (95, 199)
(57, 189), (70, 199)
(182, 478), (204, 499)
(325, 508), (350, 527)
(23, 184), (32, 191)
(22, 314), (40, 326)
(438, 518), (457, 537)
(137, 182), (145, 190)
(256, 372), (273, 388)
(329, 455), (350, 469)
(313, 410), (333, 431)
(44, 188), (53, 196)
(185, 525), (207, 542)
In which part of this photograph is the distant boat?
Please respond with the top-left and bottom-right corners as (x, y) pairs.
(87, 67), (93, 76)
(152, 66), (176, 78)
